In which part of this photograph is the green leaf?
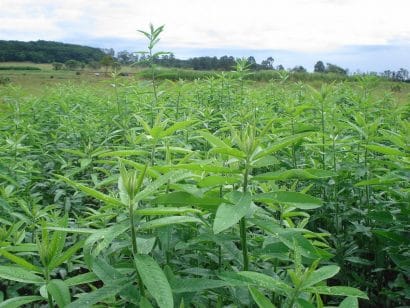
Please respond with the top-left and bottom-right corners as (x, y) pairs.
(152, 191), (224, 212)
(253, 192), (322, 210)
(213, 191), (252, 234)
(83, 221), (130, 266)
(306, 286), (368, 299)
(154, 163), (239, 174)
(134, 170), (192, 202)
(0, 266), (44, 284)
(46, 227), (98, 234)
(98, 150), (148, 157)
(65, 277), (131, 308)
(254, 169), (336, 181)
(56, 175), (124, 207)
(237, 271), (292, 296)
(249, 286), (276, 308)
(364, 144), (406, 156)
(135, 207), (202, 216)
(140, 297), (154, 308)
(197, 175), (241, 188)
(0, 249), (41, 272)
(277, 230), (324, 259)
(161, 120), (196, 137)
(140, 216), (203, 230)
(170, 277), (230, 293)
(65, 272), (99, 287)
(134, 254), (174, 308)
(47, 279), (71, 307)
(198, 131), (230, 148)
(210, 147), (246, 159)
(339, 297), (359, 308)
(49, 240), (84, 270)
(255, 133), (311, 159)
(302, 265), (340, 288)
(296, 298), (315, 308)
(0, 296), (43, 308)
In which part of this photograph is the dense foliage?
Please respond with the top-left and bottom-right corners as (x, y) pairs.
(0, 40), (106, 64)
(0, 67), (409, 307)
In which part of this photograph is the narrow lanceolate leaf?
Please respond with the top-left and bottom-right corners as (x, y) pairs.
(364, 144), (406, 156)
(83, 221), (130, 266)
(49, 240), (85, 270)
(302, 265), (340, 288)
(249, 286), (276, 308)
(237, 271), (292, 296)
(135, 207), (201, 216)
(213, 191), (252, 234)
(170, 278), (230, 293)
(161, 119), (197, 137)
(306, 286), (368, 299)
(253, 191), (322, 210)
(140, 297), (154, 308)
(0, 249), (41, 272)
(135, 254), (174, 308)
(153, 163), (240, 174)
(197, 175), (241, 188)
(0, 296), (43, 308)
(254, 169), (336, 181)
(0, 266), (44, 284)
(47, 279), (71, 307)
(65, 272), (99, 287)
(140, 216), (203, 230)
(152, 192), (225, 211)
(198, 131), (230, 148)
(210, 147), (246, 159)
(65, 278), (132, 308)
(98, 149), (148, 157)
(339, 297), (359, 308)
(134, 170), (192, 202)
(254, 132), (311, 159)
(55, 175), (124, 207)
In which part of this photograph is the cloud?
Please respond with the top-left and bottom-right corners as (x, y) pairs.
(1, 0), (409, 52)
(0, 0), (409, 71)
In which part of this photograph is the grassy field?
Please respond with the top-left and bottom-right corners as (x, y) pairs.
(0, 61), (409, 307)
(1, 62), (409, 104)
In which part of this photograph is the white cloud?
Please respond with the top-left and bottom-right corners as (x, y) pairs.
(0, 0), (409, 51)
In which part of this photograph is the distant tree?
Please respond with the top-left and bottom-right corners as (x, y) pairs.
(117, 50), (131, 64)
(276, 64), (285, 71)
(247, 56), (257, 70)
(396, 68), (409, 81)
(314, 60), (325, 73)
(101, 48), (115, 57)
(100, 55), (115, 75)
(325, 63), (347, 75)
(291, 65), (307, 73)
(52, 62), (63, 70)
(261, 57), (274, 70)
(64, 59), (81, 70)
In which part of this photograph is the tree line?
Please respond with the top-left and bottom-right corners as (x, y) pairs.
(0, 40), (105, 63)
(1, 40), (408, 81)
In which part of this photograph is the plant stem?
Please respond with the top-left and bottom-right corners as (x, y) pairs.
(240, 163), (250, 271)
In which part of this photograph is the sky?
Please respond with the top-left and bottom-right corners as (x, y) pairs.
(1, 0), (409, 72)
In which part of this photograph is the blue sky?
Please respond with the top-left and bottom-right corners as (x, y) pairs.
(1, 0), (409, 72)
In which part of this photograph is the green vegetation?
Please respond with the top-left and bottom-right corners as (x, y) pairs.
(0, 40), (105, 63)
(0, 66), (41, 71)
(0, 26), (409, 308)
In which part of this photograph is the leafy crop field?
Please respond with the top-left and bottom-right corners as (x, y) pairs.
(1, 66), (409, 307)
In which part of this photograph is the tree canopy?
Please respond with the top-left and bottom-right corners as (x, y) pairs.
(0, 40), (106, 63)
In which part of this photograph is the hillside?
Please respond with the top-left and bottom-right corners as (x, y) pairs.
(0, 40), (105, 63)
